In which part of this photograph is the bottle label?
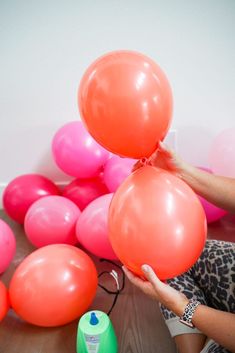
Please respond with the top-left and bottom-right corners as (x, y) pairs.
(84, 334), (100, 353)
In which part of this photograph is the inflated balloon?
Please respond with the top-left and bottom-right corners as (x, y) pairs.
(109, 166), (207, 280)
(0, 281), (9, 321)
(3, 174), (60, 224)
(0, 219), (16, 273)
(197, 167), (227, 223)
(9, 244), (98, 327)
(52, 121), (109, 178)
(103, 156), (135, 192)
(78, 50), (173, 158)
(24, 196), (80, 247)
(62, 176), (108, 211)
(76, 193), (117, 260)
(209, 128), (235, 178)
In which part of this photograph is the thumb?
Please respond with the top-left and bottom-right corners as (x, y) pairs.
(141, 264), (163, 289)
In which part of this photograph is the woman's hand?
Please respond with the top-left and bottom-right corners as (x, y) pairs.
(123, 264), (189, 317)
(132, 141), (187, 177)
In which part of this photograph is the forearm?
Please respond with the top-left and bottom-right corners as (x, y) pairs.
(192, 305), (235, 352)
(179, 164), (235, 213)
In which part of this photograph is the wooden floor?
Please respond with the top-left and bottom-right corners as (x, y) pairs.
(0, 210), (234, 353)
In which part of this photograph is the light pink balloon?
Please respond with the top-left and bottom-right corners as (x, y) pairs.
(24, 196), (81, 247)
(209, 128), (235, 178)
(76, 193), (118, 260)
(197, 167), (227, 223)
(0, 219), (16, 273)
(103, 155), (136, 192)
(52, 121), (110, 178)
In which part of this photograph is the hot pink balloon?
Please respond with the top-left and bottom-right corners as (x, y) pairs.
(103, 156), (136, 192)
(0, 220), (16, 273)
(24, 196), (81, 247)
(197, 167), (227, 223)
(209, 128), (235, 178)
(62, 176), (108, 211)
(3, 174), (60, 224)
(52, 121), (110, 178)
(76, 193), (117, 260)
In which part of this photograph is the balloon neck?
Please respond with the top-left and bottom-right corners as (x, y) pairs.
(90, 312), (99, 325)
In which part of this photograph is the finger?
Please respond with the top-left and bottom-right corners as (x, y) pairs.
(158, 141), (173, 157)
(132, 162), (140, 172)
(122, 266), (146, 288)
(141, 264), (165, 290)
(132, 160), (144, 172)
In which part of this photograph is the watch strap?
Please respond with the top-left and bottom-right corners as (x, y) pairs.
(179, 299), (201, 328)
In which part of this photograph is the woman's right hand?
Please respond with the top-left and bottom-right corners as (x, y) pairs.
(132, 141), (187, 177)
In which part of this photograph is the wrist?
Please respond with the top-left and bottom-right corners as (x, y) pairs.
(179, 299), (201, 328)
(178, 163), (198, 183)
(174, 297), (190, 317)
(168, 295), (189, 318)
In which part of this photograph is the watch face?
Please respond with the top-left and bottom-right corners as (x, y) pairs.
(179, 319), (194, 328)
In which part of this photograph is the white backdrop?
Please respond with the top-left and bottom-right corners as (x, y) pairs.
(0, 0), (235, 205)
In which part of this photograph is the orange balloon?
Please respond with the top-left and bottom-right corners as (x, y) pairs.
(78, 50), (173, 158)
(109, 166), (207, 280)
(9, 245), (98, 327)
(0, 281), (9, 321)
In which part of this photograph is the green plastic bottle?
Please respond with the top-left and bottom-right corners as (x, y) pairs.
(76, 310), (118, 353)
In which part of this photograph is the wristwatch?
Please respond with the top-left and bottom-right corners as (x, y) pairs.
(179, 299), (201, 328)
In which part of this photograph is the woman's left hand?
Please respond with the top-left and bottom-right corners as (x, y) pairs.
(123, 265), (189, 317)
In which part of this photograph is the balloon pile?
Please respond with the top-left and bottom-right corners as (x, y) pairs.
(78, 50), (207, 280)
(0, 50), (232, 326)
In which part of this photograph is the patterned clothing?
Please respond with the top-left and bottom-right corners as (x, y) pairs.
(160, 240), (235, 353)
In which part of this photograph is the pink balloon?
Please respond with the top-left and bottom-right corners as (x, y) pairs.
(197, 167), (227, 223)
(52, 121), (110, 178)
(76, 193), (117, 260)
(103, 156), (136, 192)
(3, 174), (60, 224)
(209, 128), (235, 178)
(62, 176), (108, 211)
(24, 196), (81, 247)
(0, 220), (16, 273)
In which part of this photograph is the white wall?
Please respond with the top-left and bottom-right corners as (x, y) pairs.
(1, 0), (235, 204)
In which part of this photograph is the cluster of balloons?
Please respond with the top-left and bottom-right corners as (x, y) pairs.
(0, 50), (232, 326)
(1, 120), (134, 325)
(2, 121), (135, 252)
(78, 50), (207, 280)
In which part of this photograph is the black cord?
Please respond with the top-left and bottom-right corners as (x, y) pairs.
(98, 258), (125, 316)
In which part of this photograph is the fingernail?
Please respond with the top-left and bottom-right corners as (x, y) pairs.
(141, 264), (150, 273)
